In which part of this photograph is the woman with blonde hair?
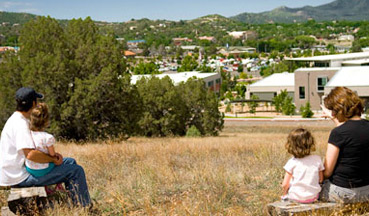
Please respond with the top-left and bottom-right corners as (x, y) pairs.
(320, 87), (369, 203)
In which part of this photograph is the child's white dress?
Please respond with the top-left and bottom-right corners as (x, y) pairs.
(25, 131), (55, 172)
(284, 155), (324, 202)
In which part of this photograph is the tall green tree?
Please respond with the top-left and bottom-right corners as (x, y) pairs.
(178, 78), (224, 136)
(61, 66), (140, 140)
(17, 16), (71, 133)
(0, 52), (23, 127)
(177, 55), (198, 72)
(0, 16), (139, 140)
(136, 76), (187, 136)
(133, 61), (159, 74)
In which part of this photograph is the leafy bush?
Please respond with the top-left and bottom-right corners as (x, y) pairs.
(225, 104), (232, 113)
(300, 102), (314, 118)
(273, 90), (296, 115)
(135, 77), (224, 137)
(186, 125), (201, 137)
(248, 95), (259, 114)
(282, 96), (296, 115)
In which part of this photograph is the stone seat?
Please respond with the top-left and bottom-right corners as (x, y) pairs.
(267, 201), (339, 216)
(1, 186), (47, 216)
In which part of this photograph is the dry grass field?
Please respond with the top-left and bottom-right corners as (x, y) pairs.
(4, 120), (367, 215)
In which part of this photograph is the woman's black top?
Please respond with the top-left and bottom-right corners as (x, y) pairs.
(328, 119), (369, 188)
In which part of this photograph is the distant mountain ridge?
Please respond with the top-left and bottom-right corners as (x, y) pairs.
(0, 11), (37, 24)
(231, 0), (369, 24)
(2, 0), (369, 26)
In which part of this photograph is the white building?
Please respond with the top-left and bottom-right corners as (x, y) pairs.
(324, 67), (369, 107)
(246, 72), (294, 100)
(286, 52), (369, 67)
(338, 35), (355, 42)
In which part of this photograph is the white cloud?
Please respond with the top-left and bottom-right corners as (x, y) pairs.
(0, 1), (40, 13)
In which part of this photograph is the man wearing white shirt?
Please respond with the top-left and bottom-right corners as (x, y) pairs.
(0, 87), (91, 207)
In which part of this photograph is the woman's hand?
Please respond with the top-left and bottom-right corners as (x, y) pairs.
(323, 143), (340, 179)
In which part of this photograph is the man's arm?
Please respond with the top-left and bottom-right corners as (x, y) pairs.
(23, 149), (63, 165)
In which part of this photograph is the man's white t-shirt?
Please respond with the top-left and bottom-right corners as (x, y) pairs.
(284, 155), (325, 201)
(0, 112), (34, 186)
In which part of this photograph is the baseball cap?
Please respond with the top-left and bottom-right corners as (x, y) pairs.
(15, 87), (44, 104)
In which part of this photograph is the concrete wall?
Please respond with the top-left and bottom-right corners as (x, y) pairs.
(246, 86), (294, 100)
(324, 86), (369, 97)
(203, 73), (221, 93)
(325, 87), (369, 109)
(295, 68), (339, 110)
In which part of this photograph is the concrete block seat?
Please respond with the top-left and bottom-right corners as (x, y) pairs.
(1, 185), (67, 216)
(268, 200), (369, 216)
(267, 201), (339, 216)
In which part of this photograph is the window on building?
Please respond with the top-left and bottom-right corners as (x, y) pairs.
(317, 77), (328, 92)
(208, 81), (214, 87)
(299, 86), (305, 99)
(216, 79), (221, 84)
(314, 62), (330, 67)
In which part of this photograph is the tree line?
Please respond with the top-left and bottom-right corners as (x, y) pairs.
(0, 16), (224, 141)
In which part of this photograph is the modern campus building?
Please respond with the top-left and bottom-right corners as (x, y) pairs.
(246, 72), (294, 101)
(324, 67), (369, 109)
(294, 67), (341, 110)
(285, 52), (369, 67)
(248, 53), (369, 111)
(131, 72), (222, 93)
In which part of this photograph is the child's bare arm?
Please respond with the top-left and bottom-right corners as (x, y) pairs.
(281, 172), (292, 195)
(47, 145), (56, 157)
(319, 170), (324, 184)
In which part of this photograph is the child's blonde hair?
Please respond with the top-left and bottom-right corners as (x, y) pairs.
(30, 103), (49, 131)
(285, 128), (315, 158)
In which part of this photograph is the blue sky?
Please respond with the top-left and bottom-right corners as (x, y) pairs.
(0, 0), (334, 22)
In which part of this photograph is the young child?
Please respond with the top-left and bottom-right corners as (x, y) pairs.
(281, 128), (324, 203)
(25, 103), (57, 177)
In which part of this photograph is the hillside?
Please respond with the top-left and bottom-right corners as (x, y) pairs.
(231, 0), (369, 24)
(0, 11), (37, 24)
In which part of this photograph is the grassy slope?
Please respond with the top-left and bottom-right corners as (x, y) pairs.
(1, 121), (342, 215)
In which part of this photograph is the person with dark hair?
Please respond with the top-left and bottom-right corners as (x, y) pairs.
(320, 86), (369, 203)
(0, 87), (91, 207)
(281, 128), (324, 203)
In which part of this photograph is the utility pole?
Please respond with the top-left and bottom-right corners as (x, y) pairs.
(307, 72), (310, 104)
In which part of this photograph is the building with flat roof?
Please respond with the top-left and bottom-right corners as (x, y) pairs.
(342, 59), (369, 66)
(218, 46), (256, 58)
(286, 52), (369, 67)
(246, 72), (294, 100)
(131, 72), (221, 92)
(294, 67), (340, 110)
(324, 67), (369, 108)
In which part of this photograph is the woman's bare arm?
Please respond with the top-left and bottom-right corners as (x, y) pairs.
(323, 143), (340, 179)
